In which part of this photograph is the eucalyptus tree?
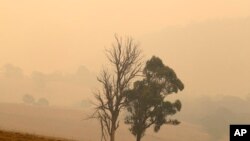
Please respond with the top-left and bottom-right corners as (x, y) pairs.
(125, 56), (184, 141)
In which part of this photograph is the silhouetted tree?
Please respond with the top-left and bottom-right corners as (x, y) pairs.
(92, 35), (142, 141)
(36, 98), (49, 106)
(22, 94), (35, 105)
(124, 56), (184, 141)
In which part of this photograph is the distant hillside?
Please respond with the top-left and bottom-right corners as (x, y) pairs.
(139, 17), (250, 97)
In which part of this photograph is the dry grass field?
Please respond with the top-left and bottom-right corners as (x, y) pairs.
(0, 130), (75, 141)
(0, 103), (213, 141)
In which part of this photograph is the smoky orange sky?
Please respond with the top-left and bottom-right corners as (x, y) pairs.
(1, 0), (250, 73)
(0, 0), (250, 105)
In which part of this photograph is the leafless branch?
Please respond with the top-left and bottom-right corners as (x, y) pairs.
(91, 35), (143, 141)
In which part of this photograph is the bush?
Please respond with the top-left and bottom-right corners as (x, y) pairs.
(36, 98), (49, 106)
(22, 94), (35, 105)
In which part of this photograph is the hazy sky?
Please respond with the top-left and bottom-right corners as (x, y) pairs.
(1, 0), (250, 73)
(0, 2), (250, 140)
(0, 0), (250, 106)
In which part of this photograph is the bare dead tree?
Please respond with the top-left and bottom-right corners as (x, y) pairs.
(92, 35), (143, 141)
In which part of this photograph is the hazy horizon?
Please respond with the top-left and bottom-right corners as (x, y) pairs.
(1, 16), (250, 105)
(1, 1), (250, 141)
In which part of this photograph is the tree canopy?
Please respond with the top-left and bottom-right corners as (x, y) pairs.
(125, 56), (184, 141)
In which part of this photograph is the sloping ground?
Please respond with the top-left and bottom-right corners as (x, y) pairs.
(0, 103), (212, 141)
(0, 129), (75, 141)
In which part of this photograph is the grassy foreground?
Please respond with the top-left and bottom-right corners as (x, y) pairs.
(0, 130), (76, 141)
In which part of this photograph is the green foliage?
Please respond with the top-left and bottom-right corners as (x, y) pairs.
(125, 56), (184, 141)
(143, 56), (184, 94)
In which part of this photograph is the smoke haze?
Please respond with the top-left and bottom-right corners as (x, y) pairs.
(0, 0), (250, 141)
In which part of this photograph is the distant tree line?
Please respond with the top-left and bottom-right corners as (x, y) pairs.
(22, 94), (49, 106)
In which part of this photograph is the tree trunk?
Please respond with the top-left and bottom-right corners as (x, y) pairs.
(136, 134), (141, 141)
(110, 130), (115, 141)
